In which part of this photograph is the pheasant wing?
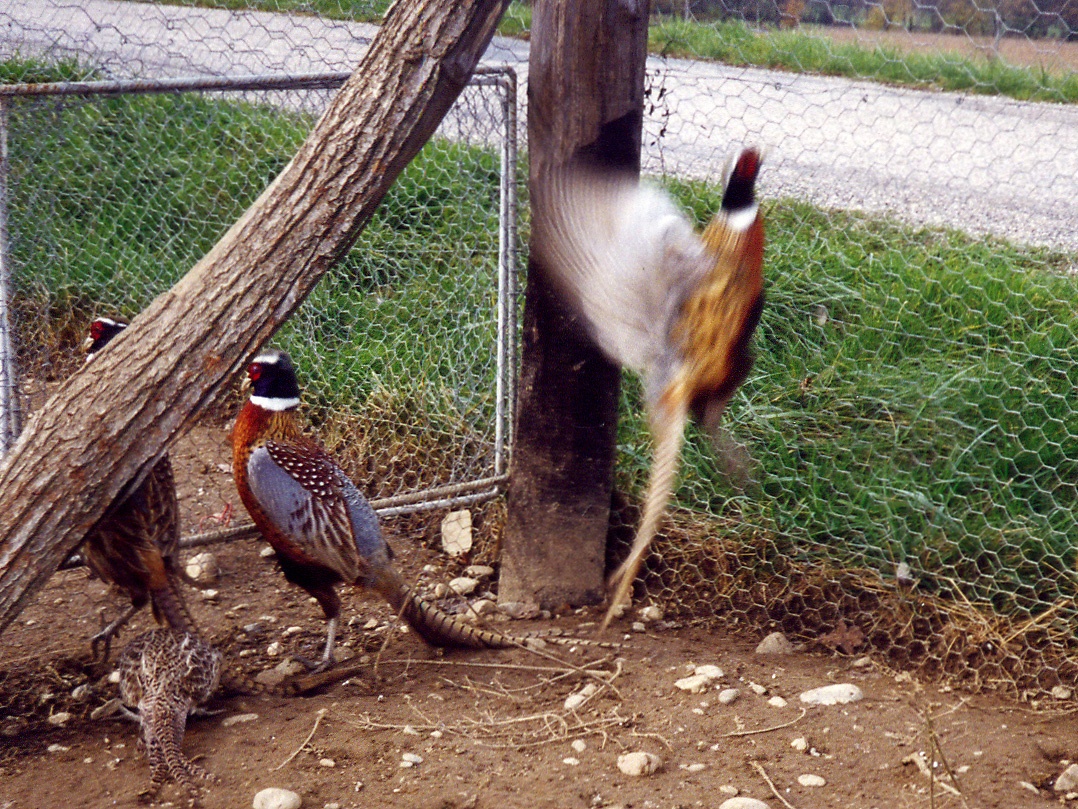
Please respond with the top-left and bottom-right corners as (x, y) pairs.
(246, 442), (365, 583)
(533, 166), (714, 389)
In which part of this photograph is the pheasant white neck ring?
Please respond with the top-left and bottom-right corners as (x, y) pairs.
(250, 395), (300, 411)
(725, 203), (759, 233)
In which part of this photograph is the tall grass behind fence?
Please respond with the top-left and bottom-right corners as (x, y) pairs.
(3, 72), (519, 508)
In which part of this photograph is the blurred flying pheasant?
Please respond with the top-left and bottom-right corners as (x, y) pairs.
(533, 148), (765, 628)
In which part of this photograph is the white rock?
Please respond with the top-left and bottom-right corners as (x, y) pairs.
(433, 583), (449, 599)
(768, 696), (788, 708)
(441, 510), (472, 557)
(448, 577), (479, 596)
(107, 670), (121, 684)
(222, 713), (260, 727)
(718, 798), (770, 809)
(185, 552), (219, 583)
(682, 763), (706, 773)
(463, 565), (495, 579)
(266, 642), (282, 657)
(1051, 685), (1073, 700)
(798, 774), (826, 787)
(748, 682), (768, 696)
(718, 785), (739, 796)
(790, 737), (809, 752)
(694, 664), (724, 679)
(469, 599), (498, 617)
(799, 683), (863, 705)
(564, 683), (599, 711)
(571, 739), (587, 753)
(631, 621), (648, 633)
(1055, 763), (1078, 792)
(47, 743), (70, 753)
(201, 588), (220, 601)
(253, 787), (302, 809)
(71, 684), (92, 701)
(639, 605), (664, 622)
(851, 656), (873, 668)
(319, 758), (335, 768)
(47, 712), (72, 727)
(675, 674), (713, 693)
(282, 626), (304, 638)
(401, 753), (423, 765)
(259, 545), (276, 558)
(563, 757), (581, 766)
(616, 751), (663, 777)
(756, 631), (794, 654)
(718, 688), (741, 705)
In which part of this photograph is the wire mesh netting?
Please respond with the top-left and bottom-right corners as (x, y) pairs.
(1, 0), (1077, 695)
(1, 70), (519, 512)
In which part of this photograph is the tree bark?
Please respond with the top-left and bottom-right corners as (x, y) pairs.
(0, 0), (510, 636)
(498, 0), (651, 609)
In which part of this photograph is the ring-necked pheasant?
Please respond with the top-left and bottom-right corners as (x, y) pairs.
(80, 317), (197, 659)
(533, 148), (766, 628)
(231, 350), (615, 670)
(117, 628), (221, 806)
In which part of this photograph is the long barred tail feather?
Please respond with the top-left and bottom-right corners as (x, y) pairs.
(602, 402), (689, 630)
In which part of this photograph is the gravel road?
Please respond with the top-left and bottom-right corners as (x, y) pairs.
(1, 0), (1076, 251)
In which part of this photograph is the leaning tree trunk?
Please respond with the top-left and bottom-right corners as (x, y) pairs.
(498, 0), (651, 610)
(0, 0), (510, 636)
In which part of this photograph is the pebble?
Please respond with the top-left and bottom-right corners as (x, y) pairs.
(71, 684), (92, 701)
(47, 712), (72, 727)
(790, 737), (809, 752)
(616, 751), (663, 777)
(682, 763), (706, 773)
(1052, 685), (1073, 700)
(266, 642), (282, 657)
(448, 577), (479, 596)
(1055, 763), (1078, 792)
(675, 665), (725, 693)
(222, 713), (260, 727)
(718, 785), (739, 796)
(755, 631), (794, 654)
(201, 588), (220, 601)
(401, 753), (423, 766)
(851, 656), (873, 668)
(463, 565), (495, 579)
(798, 774), (826, 787)
(469, 599), (498, 617)
(748, 682), (768, 696)
(318, 758), (335, 768)
(185, 552), (219, 583)
(563, 757), (581, 766)
(718, 798), (770, 809)
(571, 739), (587, 753)
(639, 605), (664, 622)
(107, 671), (121, 684)
(282, 626), (304, 638)
(768, 696), (788, 708)
(259, 545), (276, 558)
(441, 510), (472, 557)
(47, 743), (70, 753)
(564, 683), (599, 711)
(253, 788), (302, 809)
(799, 683), (863, 705)
(718, 688), (741, 705)
(631, 621), (648, 633)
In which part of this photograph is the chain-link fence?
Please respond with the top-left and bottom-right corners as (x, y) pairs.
(0, 67), (520, 518)
(1, 0), (1077, 695)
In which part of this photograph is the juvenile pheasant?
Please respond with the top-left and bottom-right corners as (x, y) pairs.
(117, 628), (222, 806)
(231, 350), (614, 669)
(533, 149), (766, 628)
(80, 317), (197, 659)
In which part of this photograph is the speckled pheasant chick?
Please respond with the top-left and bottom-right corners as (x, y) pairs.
(117, 629), (222, 805)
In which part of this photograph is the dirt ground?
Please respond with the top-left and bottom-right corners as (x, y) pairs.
(810, 25), (1078, 75)
(1, 423), (1077, 809)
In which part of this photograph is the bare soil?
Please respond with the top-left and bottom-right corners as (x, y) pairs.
(809, 25), (1078, 75)
(1, 424), (1076, 809)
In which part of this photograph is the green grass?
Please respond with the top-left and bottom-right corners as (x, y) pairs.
(649, 17), (1078, 103)
(8, 80), (1078, 618)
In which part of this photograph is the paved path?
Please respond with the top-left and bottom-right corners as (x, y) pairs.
(1, 0), (1076, 251)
